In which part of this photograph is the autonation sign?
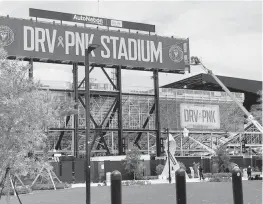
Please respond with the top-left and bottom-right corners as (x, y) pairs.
(0, 17), (190, 72)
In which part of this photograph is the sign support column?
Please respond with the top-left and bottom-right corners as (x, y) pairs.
(117, 66), (123, 155)
(154, 69), (161, 157)
(73, 62), (79, 157)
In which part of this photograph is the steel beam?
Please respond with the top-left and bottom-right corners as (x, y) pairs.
(96, 101), (119, 151)
(100, 66), (117, 90)
(55, 116), (71, 150)
(78, 95), (98, 127)
(117, 66), (123, 155)
(49, 128), (156, 132)
(101, 99), (117, 127)
(153, 69), (161, 156)
(134, 103), (155, 148)
(73, 63), (79, 157)
(40, 88), (118, 97)
(79, 93), (115, 154)
(78, 66), (95, 88)
(90, 126), (111, 155)
(89, 99), (118, 155)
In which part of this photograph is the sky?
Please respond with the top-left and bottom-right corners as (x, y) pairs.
(0, 0), (262, 90)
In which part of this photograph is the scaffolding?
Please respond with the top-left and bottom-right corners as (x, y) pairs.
(44, 81), (262, 156)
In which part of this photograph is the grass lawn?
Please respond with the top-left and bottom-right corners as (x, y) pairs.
(0, 180), (262, 204)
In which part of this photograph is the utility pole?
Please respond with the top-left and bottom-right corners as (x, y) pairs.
(166, 128), (171, 184)
(85, 44), (100, 204)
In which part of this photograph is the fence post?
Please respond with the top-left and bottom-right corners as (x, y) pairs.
(232, 167), (243, 204)
(111, 170), (122, 204)
(175, 168), (187, 204)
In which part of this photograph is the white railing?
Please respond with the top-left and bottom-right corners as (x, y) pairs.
(39, 80), (245, 102)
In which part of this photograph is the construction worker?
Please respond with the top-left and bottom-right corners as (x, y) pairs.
(199, 166), (204, 180)
(247, 165), (252, 180)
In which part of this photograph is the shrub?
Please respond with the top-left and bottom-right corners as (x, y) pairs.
(156, 164), (164, 175)
(142, 176), (158, 180)
(31, 182), (71, 191)
(212, 147), (231, 172)
(123, 147), (142, 180)
(122, 180), (151, 186)
(134, 164), (145, 180)
(1, 186), (32, 195)
(207, 173), (232, 182)
(211, 163), (219, 173)
(253, 166), (261, 172)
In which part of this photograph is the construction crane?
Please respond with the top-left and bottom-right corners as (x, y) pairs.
(191, 56), (263, 134)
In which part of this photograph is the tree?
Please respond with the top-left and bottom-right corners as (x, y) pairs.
(0, 48), (76, 200)
(123, 147), (143, 180)
(212, 147), (231, 172)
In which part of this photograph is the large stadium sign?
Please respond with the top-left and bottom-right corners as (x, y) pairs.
(0, 17), (190, 72)
(180, 104), (220, 129)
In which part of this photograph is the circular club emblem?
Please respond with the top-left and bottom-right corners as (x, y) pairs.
(0, 25), (14, 47)
(169, 45), (183, 63)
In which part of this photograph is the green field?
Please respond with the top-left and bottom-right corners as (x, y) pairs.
(1, 181), (262, 204)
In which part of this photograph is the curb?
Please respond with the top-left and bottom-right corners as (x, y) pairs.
(71, 178), (205, 188)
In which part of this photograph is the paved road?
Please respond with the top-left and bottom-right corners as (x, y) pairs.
(1, 181), (262, 204)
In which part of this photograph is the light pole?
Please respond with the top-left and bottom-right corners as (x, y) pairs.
(85, 44), (100, 204)
(165, 128), (171, 184)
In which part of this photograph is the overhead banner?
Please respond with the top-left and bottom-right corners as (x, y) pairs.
(180, 104), (220, 129)
(0, 17), (189, 72)
(29, 8), (156, 33)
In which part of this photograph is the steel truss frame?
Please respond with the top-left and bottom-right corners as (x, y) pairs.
(29, 61), (162, 157)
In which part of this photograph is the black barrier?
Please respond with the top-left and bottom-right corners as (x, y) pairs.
(232, 167), (243, 204)
(108, 167), (247, 204)
(175, 168), (187, 204)
(111, 170), (122, 204)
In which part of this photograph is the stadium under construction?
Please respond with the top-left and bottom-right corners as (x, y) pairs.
(1, 9), (262, 160)
(46, 72), (262, 158)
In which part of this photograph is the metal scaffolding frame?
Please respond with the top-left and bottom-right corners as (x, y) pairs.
(26, 60), (261, 157)
(29, 60), (162, 157)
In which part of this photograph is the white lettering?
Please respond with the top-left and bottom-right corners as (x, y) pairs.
(45, 29), (57, 53)
(101, 36), (110, 58)
(65, 31), (75, 55)
(128, 38), (137, 61)
(110, 36), (119, 59)
(85, 34), (95, 57)
(151, 41), (162, 63)
(118, 38), (128, 60)
(24, 26), (34, 51)
(35, 28), (46, 52)
(76, 32), (85, 56)
(141, 40), (150, 62)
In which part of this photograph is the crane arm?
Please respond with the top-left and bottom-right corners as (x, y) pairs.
(191, 57), (263, 134)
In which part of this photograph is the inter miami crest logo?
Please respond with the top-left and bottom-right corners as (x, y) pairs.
(0, 25), (14, 47)
(169, 45), (183, 63)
